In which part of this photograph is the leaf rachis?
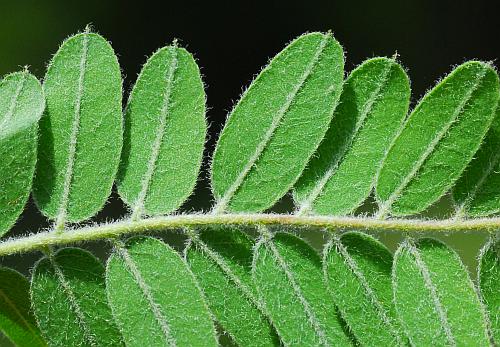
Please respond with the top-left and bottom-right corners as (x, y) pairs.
(1, 28), (500, 347)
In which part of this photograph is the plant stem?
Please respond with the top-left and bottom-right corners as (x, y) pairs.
(0, 213), (499, 257)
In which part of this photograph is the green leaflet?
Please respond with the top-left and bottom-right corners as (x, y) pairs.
(0, 267), (45, 347)
(393, 238), (490, 346)
(117, 44), (206, 219)
(211, 32), (344, 213)
(479, 238), (499, 344)
(186, 228), (279, 347)
(376, 61), (500, 217)
(106, 236), (217, 347)
(33, 29), (123, 227)
(323, 232), (404, 346)
(253, 232), (352, 346)
(0, 71), (44, 237)
(31, 248), (123, 346)
(453, 101), (500, 217)
(295, 57), (410, 216)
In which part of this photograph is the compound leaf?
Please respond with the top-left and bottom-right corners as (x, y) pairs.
(377, 61), (500, 217)
(295, 57), (410, 216)
(106, 236), (217, 347)
(33, 29), (123, 227)
(0, 71), (44, 237)
(453, 101), (500, 217)
(31, 248), (123, 346)
(253, 232), (352, 346)
(211, 32), (344, 213)
(323, 232), (404, 346)
(478, 238), (499, 344)
(186, 228), (279, 347)
(117, 44), (206, 219)
(0, 267), (45, 347)
(393, 238), (489, 346)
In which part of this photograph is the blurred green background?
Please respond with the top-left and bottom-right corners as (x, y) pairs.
(0, 0), (498, 345)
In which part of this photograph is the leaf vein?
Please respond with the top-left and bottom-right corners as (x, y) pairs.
(48, 251), (98, 347)
(115, 244), (176, 346)
(131, 44), (179, 220)
(191, 237), (266, 313)
(405, 240), (456, 346)
(327, 236), (403, 345)
(0, 288), (43, 344)
(55, 31), (89, 230)
(266, 238), (330, 347)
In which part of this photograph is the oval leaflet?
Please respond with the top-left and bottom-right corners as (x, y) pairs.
(106, 236), (217, 347)
(377, 61), (500, 217)
(118, 44), (206, 219)
(0, 71), (45, 237)
(211, 32), (344, 213)
(33, 29), (123, 228)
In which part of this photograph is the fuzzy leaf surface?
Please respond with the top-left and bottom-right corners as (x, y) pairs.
(323, 232), (404, 346)
(211, 32), (344, 213)
(186, 228), (279, 347)
(0, 71), (44, 237)
(393, 238), (489, 346)
(31, 248), (123, 347)
(253, 232), (352, 346)
(479, 239), (499, 344)
(33, 31), (123, 225)
(295, 57), (410, 216)
(377, 61), (500, 217)
(453, 102), (500, 217)
(118, 45), (206, 218)
(0, 267), (45, 347)
(106, 236), (217, 347)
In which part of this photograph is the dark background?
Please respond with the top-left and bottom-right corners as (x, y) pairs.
(0, 1), (498, 344)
